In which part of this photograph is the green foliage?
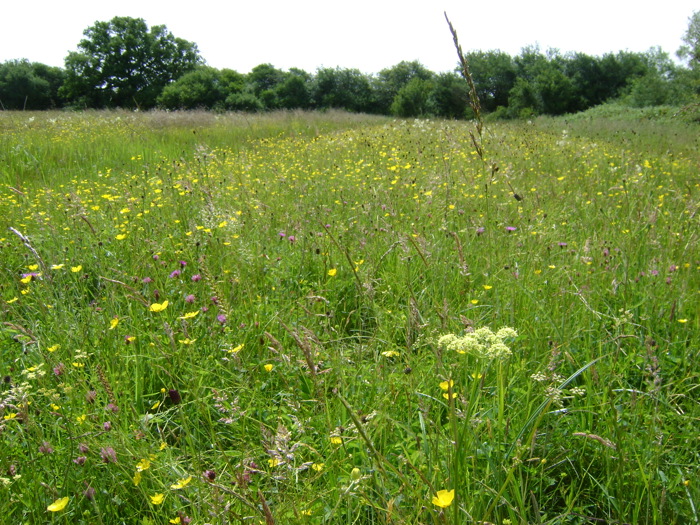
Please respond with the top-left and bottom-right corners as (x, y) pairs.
(157, 67), (245, 110)
(312, 67), (375, 112)
(0, 60), (64, 110)
(61, 17), (202, 108)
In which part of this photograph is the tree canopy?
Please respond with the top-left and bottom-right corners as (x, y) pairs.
(61, 17), (202, 108)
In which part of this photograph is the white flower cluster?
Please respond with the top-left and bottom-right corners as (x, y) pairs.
(438, 326), (518, 360)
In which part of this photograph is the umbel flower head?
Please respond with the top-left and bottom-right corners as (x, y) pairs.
(438, 326), (517, 360)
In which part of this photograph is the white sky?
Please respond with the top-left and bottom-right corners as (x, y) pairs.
(0, 1), (696, 74)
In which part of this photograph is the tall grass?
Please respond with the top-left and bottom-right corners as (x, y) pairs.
(0, 107), (698, 524)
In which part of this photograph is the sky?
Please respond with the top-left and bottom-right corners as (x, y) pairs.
(0, 0), (696, 74)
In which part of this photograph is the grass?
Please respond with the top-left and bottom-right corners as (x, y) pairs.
(0, 108), (698, 524)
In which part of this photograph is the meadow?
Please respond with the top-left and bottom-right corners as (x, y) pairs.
(0, 108), (698, 524)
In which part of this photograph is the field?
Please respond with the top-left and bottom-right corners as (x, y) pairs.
(0, 108), (698, 524)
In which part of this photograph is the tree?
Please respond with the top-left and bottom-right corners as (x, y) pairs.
(0, 60), (64, 109)
(678, 10), (700, 67)
(375, 61), (434, 114)
(465, 51), (516, 113)
(61, 17), (202, 108)
(312, 67), (375, 113)
(157, 66), (245, 110)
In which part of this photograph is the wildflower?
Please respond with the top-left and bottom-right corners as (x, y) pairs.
(109, 317), (119, 330)
(483, 285), (492, 290)
(39, 442), (54, 454)
(6, 297), (18, 304)
(228, 343), (244, 354)
(136, 458), (151, 471)
(330, 436), (343, 445)
(191, 274), (202, 282)
(168, 389), (181, 404)
(50, 264), (65, 270)
(432, 489), (455, 508)
(678, 319), (688, 323)
(125, 335), (136, 344)
(149, 300), (169, 312)
(312, 463), (324, 472)
(203, 469), (216, 481)
(47, 344), (59, 352)
(170, 476), (192, 489)
(142, 276), (153, 284)
(476, 227), (485, 235)
(178, 310), (199, 320)
(264, 364), (274, 372)
(73, 456), (87, 466)
(150, 493), (165, 505)
(506, 226), (517, 232)
(47, 496), (69, 512)
(133, 471), (142, 486)
(439, 380), (454, 391)
(170, 269), (181, 278)
(381, 350), (400, 357)
(216, 314), (227, 324)
(350, 467), (362, 482)
(328, 268), (337, 276)
(184, 294), (196, 303)
(83, 485), (95, 501)
(100, 447), (117, 463)
(115, 234), (127, 240)
(3, 413), (17, 421)
(71, 265), (82, 273)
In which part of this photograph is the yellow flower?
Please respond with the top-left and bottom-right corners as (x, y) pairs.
(3, 413), (17, 420)
(27, 264), (39, 271)
(442, 392), (458, 400)
(71, 265), (82, 273)
(268, 458), (280, 467)
(136, 458), (151, 471)
(115, 234), (127, 240)
(109, 317), (119, 330)
(381, 350), (400, 357)
(47, 344), (60, 352)
(178, 310), (199, 320)
(432, 489), (455, 508)
(133, 471), (142, 486)
(330, 436), (342, 445)
(149, 300), (169, 312)
(312, 463), (324, 472)
(150, 493), (165, 505)
(439, 380), (454, 391)
(170, 476), (192, 489)
(6, 297), (18, 304)
(47, 496), (70, 512)
(228, 343), (244, 354)
(264, 364), (274, 372)
(51, 264), (65, 270)
(483, 285), (492, 290)
(678, 319), (688, 323)
(328, 268), (337, 277)
(170, 517), (181, 524)
(179, 338), (196, 345)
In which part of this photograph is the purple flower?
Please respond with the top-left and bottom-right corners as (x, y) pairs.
(100, 447), (117, 463)
(179, 260), (187, 268)
(152, 254), (159, 261)
(185, 294), (196, 304)
(668, 265), (677, 273)
(84, 484), (95, 501)
(191, 274), (202, 282)
(278, 232), (286, 238)
(73, 456), (87, 466)
(102, 421), (112, 431)
(78, 443), (89, 454)
(558, 242), (568, 248)
(53, 363), (65, 376)
(170, 269), (181, 278)
(168, 389), (181, 404)
(86, 390), (97, 403)
(203, 469), (216, 481)
(288, 235), (296, 243)
(142, 276), (153, 284)
(476, 227), (485, 235)
(217, 314), (227, 325)
(506, 226), (517, 232)
(39, 441), (54, 454)
(106, 403), (119, 413)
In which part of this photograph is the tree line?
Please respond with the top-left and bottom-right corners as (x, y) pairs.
(1, 14), (698, 117)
